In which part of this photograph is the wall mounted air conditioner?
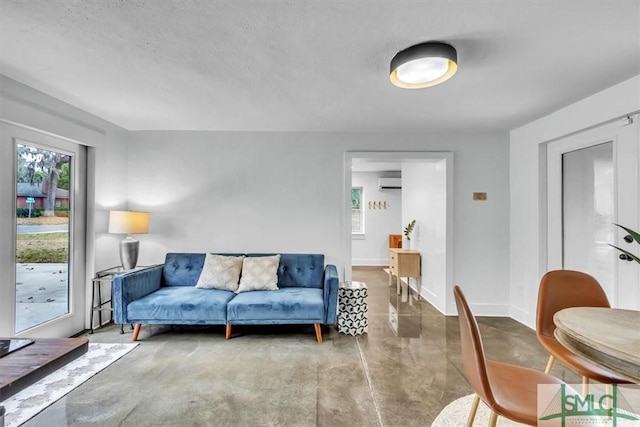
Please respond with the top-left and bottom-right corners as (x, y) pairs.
(378, 178), (402, 189)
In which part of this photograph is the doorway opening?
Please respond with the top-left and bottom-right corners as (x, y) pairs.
(344, 152), (453, 313)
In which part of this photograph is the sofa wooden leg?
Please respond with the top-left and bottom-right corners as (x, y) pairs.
(314, 324), (323, 343)
(132, 324), (141, 342)
(225, 325), (232, 340)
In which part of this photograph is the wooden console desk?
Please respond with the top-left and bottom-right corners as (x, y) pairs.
(388, 248), (421, 298)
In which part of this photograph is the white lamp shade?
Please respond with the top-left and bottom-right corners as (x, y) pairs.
(108, 211), (149, 234)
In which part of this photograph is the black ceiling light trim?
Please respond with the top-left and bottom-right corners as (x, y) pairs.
(390, 41), (458, 89)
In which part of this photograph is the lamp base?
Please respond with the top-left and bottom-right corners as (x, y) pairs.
(119, 236), (140, 270)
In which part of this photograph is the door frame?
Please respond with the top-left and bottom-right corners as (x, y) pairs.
(545, 115), (639, 308)
(343, 151), (454, 314)
(1, 123), (87, 337)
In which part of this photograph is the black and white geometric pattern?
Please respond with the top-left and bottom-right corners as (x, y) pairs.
(337, 281), (368, 336)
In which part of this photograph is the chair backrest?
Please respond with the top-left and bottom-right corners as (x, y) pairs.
(536, 270), (610, 339)
(453, 285), (495, 406)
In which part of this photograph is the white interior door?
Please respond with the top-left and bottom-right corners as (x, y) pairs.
(547, 115), (639, 309)
(0, 123), (87, 337)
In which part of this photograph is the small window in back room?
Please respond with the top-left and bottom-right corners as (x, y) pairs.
(352, 187), (364, 234)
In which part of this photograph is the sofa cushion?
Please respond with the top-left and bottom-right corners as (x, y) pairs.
(163, 253), (245, 287)
(127, 287), (235, 323)
(237, 254), (280, 293)
(196, 254), (244, 291)
(163, 253), (206, 287)
(248, 253), (324, 289)
(227, 288), (324, 324)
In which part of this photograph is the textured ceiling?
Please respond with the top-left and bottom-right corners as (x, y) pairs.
(1, 1), (639, 132)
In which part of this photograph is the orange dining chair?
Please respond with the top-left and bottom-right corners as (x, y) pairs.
(453, 285), (571, 426)
(536, 270), (631, 393)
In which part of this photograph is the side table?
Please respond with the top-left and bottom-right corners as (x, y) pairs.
(90, 266), (126, 334)
(337, 281), (368, 336)
(90, 266), (152, 334)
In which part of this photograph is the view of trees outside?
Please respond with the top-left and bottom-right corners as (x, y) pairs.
(352, 187), (363, 233)
(17, 144), (70, 216)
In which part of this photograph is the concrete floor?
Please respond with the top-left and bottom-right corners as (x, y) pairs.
(22, 267), (580, 426)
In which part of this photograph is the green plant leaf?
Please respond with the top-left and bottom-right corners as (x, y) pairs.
(613, 223), (640, 244)
(403, 219), (416, 239)
(609, 244), (640, 264)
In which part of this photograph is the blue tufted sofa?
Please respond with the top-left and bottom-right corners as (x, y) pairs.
(112, 253), (339, 343)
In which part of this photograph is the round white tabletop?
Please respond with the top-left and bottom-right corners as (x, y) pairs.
(553, 307), (640, 383)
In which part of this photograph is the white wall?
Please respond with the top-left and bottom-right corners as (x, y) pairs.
(6, 71), (637, 331)
(0, 76), (512, 328)
(351, 171), (401, 266)
(402, 161), (449, 313)
(0, 75), (130, 334)
(130, 130), (510, 316)
(509, 74), (640, 328)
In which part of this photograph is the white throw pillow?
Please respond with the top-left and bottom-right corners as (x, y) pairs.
(195, 254), (245, 292)
(236, 255), (281, 293)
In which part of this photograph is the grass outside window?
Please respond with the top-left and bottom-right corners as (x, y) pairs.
(17, 232), (68, 263)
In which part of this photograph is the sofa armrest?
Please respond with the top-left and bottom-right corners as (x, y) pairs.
(112, 265), (163, 324)
(323, 264), (339, 324)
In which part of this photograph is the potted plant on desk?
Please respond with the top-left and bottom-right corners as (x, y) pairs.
(403, 219), (416, 250)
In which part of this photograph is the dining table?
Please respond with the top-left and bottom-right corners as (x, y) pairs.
(553, 307), (640, 383)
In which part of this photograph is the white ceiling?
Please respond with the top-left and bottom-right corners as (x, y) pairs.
(1, 1), (638, 133)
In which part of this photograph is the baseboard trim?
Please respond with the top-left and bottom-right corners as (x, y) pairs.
(352, 259), (387, 267)
(509, 305), (533, 329)
(467, 303), (510, 317)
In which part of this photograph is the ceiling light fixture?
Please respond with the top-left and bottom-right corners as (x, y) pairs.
(390, 41), (458, 89)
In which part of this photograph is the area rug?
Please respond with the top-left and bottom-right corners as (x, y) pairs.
(431, 394), (525, 426)
(1, 342), (138, 427)
(432, 393), (638, 427)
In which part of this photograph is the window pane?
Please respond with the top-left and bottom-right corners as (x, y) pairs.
(352, 209), (361, 232)
(351, 188), (361, 209)
(16, 143), (70, 332)
(562, 142), (614, 293)
(352, 187), (363, 233)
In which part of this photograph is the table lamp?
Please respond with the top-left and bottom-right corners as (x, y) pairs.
(108, 210), (149, 270)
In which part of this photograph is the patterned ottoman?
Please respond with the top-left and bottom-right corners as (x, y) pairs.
(337, 281), (368, 336)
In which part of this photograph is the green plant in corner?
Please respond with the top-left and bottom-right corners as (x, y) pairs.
(609, 224), (640, 264)
(404, 219), (416, 240)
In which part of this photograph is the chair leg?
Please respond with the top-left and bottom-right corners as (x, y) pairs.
(544, 355), (555, 374)
(581, 376), (589, 397)
(605, 384), (613, 419)
(466, 394), (480, 427)
(488, 411), (498, 427)
(225, 325), (232, 340)
(132, 324), (141, 342)
(314, 324), (323, 343)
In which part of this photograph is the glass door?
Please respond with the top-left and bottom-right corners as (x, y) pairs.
(0, 122), (86, 338)
(561, 142), (614, 295)
(15, 144), (74, 332)
(547, 116), (639, 309)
